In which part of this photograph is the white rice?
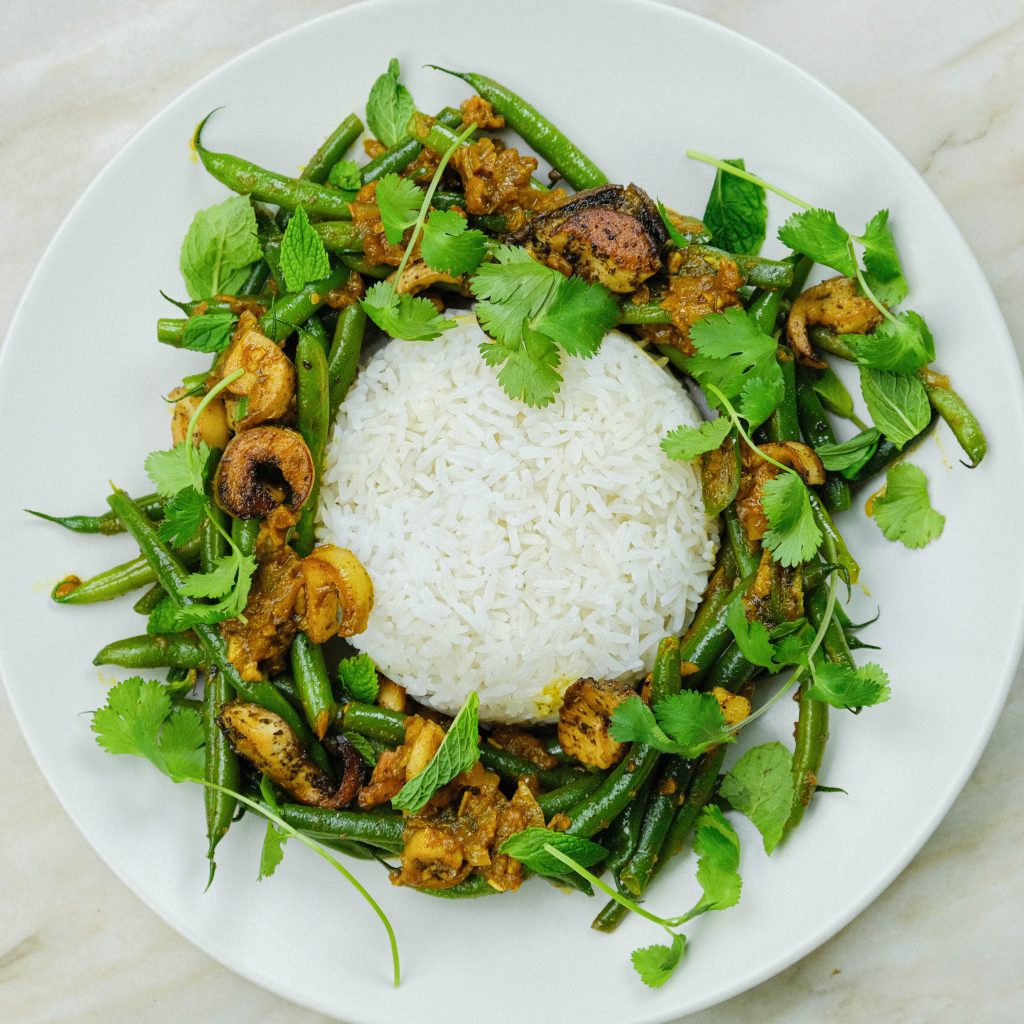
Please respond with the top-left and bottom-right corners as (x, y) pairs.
(317, 316), (718, 722)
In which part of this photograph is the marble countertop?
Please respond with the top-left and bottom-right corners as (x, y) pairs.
(2, 2), (1022, 1021)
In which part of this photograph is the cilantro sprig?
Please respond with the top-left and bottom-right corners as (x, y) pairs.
(869, 462), (945, 549)
(90, 677), (400, 985)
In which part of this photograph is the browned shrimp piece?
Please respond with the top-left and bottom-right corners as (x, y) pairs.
(787, 276), (883, 366)
(168, 386), (231, 449)
(557, 677), (635, 769)
(298, 545), (374, 643)
(735, 441), (825, 542)
(220, 311), (296, 429)
(213, 426), (314, 521)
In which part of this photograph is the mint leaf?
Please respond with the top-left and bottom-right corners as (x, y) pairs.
(720, 742), (794, 854)
(365, 57), (414, 149)
(280, 205), (331, 292)
(859, 367), (931, 448)
(632, 934), (686, 989)
(857, 209), (907, 305)
(738, 375), (783, 429)
(653, 691), (732, 758)
(499, 828), (607, 877)
(661, 417), (731, 462)
(683, 307), (783, 405)
(692, 805), (742, 912)
(147, 595), (190, 635)
(145, 443), (206, 498)
(760, 472), (822, 567)
(361, 280), (454, 341)
(806, 662), (891, 709)
(702, 158), (767, 255)
(328, 159), (362, 191)
(534, 275), (618, 358)
(343, 731), (378, 767)
(376, 173), (423, 245)
(157, 487), (208, 547)
(777, 208), (856, 278)
(338, 653), (379, 703)
(180, 195), (262, 300)
(812, 367), (856, 421)
(657, 199), (694, 249)
(845, 312), (934, 374)
(391, 692), (480, 812)
(258, 775), (288, 880)
(180, 312), (236, 354)
(420, 209), (487, 276)
(870, 462), (945, 548)
(815, 427), (881, 477)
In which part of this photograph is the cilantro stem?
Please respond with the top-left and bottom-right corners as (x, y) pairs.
(685, 151), (812, 211)
(190, 776), (401, 987)
(849, 239), (902, 328)
(704, 383), (793, 476)
(391, 123), (476, 292)
(184, 367), (244, 489)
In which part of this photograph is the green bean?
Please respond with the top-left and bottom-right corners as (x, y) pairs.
(415, 874), (499, 899)
(52, 532), (202, 604)
(600, 776), (654, 888)
(238, 258), (271, 298)
(193, 114), (353, 219)
(478, 743), (584, 791)
(705, 641), (762, 691)
(338, 701), (406, 744)
(535, 773), (603, 818)
(132, 583), (167, 615)
(782, 253), (814, 302)
(312, 220), (364, 253)
(278, 803), (405, 851)
(808, 492), (859, 585)
(204, 669), (241, 884)
(722, 506), (760, 579)
(27, 492), (165, 535)
(327, 304), (367, 420)
(231, 517), (260, 558)
(301, 113), (363, 185)
(796, 366), (852, 513)
(691, 244), (794, 291)
(360, 107), (463, 184)
(431, 68), (608, 191)
(767, 347), (801, 443)
(200, 477), (229, 573)
(408, 112), (475, 159)
(619, 756), (693, 897)
(269, 673), (303, 709)
(618, 300), (671, 325)
(294, 329), (330, 556)
(679, 572), (756, 685)
(847, 414), (939, 494)
(261, 266), (350, 343)
(291, 632), (334, 740)
(747, 288), (783, 335)
(340, 255), (390, 278)
(431, 192), (506, 233)
(919, 367), (987, 467)
(93, 632), (207, 670)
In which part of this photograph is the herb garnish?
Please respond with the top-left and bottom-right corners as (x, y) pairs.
(280, 205), (331, 292)
(365, 58), (415, 150)
(179, 194), (262, 300)
(869, 463), (945, 548)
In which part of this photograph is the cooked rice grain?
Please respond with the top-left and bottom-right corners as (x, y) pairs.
(318, 317), (718, 722)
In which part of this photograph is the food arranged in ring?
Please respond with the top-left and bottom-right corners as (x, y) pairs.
(36, 59), (982, 989)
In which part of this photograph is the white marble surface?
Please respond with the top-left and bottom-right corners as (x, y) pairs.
(1, 1), (1022, 1021)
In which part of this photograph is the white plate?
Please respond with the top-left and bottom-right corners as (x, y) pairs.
(1, 1), (1021, 1021)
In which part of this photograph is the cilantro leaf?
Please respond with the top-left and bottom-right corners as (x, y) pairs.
(815, 427), (881, 478)
(91, 677), (204, 781)
(361, 280), (454, 341)
(258, 775), (288, 881)
(845, 312), (934, 374)
(338, 653), (379, 703)
(499, 828), (607, 877)
(632, 934), (686, 989)
(145, 443), (207, 498)
(719, 742), (794, 854)
(760, 472), (822, 567)
(683, 307), (783, 405)
(870, 462), (945, 548)
(365, 57), (414, 149)
(420, 209), (487, 275)
(856, 209), (907, 305)
(479, 327), (563, 408)
(157, 487), (208, 547)
(859, 367), (931, 448)
(328, 159), (362, 191)
(806, 662), (892, 709)
(391, 692), (480, 813)
(726, 599), (793, 671)
(280, 205), (331, 292)
(609, 696), (682, 753)
(180, 312), (236, 354)
(180, 195), (262, 300)
(777, 208), (856, 278)
(692, 805), (742, 912)
(533, 275), (618, 358)
(738, 375), (783, 429)
(376, 173), (423, 245)
(654, 691), (733, 758)
(702, 158), (767, 255)
(660, 417), (731, 462)
(471, 245), (560, 345)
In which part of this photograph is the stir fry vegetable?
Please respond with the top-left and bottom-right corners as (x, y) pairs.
(36, 58), (983, 991)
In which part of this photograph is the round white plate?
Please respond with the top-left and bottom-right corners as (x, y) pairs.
(1, 1), (1021, 1021)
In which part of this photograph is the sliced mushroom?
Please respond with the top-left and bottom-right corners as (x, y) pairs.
(515, 183), (666, 293)
(217, 702), (361, 808)
(213, 425), (314, 520)
(557, 677), (635, 769)
(299, 544), (374, 642)
(392, 260), (469, 297)
(221, 311), (297, 429)
(168, 385), (231, 449)
(787, 276), (883, 366)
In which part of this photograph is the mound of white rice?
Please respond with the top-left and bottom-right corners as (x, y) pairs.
(318, 316), (718, 722)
